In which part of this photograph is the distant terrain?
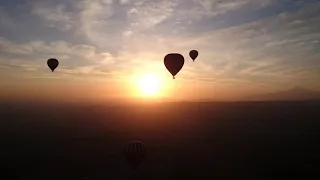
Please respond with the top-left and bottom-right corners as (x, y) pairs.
(0, 100), (319, 179)
(247, 87), (320, 101)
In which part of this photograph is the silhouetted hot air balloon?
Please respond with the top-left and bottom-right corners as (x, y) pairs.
(189, 50), (198, 62)
(124, 141), (146, 169)
(47, 58), (59, 72)
(164, 53), (185, 79)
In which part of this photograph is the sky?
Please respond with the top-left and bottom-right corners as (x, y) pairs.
(0, 0), (320, 102)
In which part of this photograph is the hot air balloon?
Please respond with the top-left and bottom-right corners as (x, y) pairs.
(124, 141), (146, 169)
(164, 53), (185, 79)
(189, 50), (198, 62)
(47, 58), (59, 72)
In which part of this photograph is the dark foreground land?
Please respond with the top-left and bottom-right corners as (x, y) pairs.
(0, 101), (319, 179)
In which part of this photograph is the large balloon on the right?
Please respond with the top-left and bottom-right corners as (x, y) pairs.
(164, 53), (185, 79)
(189, 50), (198, 62)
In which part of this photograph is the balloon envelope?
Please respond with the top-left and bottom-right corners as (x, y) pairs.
(124, 141), (146, 169)
(189, 50), (198, 61)
(47, 58), (59, 72)
(164, 53), (185, 79)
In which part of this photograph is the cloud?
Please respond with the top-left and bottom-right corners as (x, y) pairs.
(78, 0), (118, 47)
(125, 0), (178, 32)
(0, 37), (116, 76)
(1, 0), (320, 91)
(119, 0), (131, 5)
(0, 37), (33, 55)
(0, 7), (14, 27)
(30, 2), (76, 31)
(196, 0), (276, 16)
(139, 1), (320, 87)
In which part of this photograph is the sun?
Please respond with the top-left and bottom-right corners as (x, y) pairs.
(136, 73), (163, 97)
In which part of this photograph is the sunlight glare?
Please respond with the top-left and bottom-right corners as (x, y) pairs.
(137, 73), (162, 97)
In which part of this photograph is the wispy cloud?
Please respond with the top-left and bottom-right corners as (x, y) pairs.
(31, 2), (75, 31)
(196, 0), (276, 16)
(0, 37), (115, 75)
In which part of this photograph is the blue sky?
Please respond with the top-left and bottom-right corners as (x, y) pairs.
(1, 0), (320, 101)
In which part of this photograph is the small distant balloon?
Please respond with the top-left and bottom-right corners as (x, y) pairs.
(189, 50), (198, 61)
(164, 53), (185, 79)
(124, 141), (146, 169)
(47, 58), (59, 72)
